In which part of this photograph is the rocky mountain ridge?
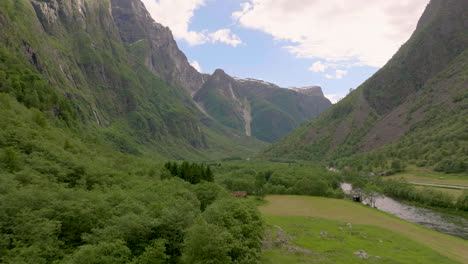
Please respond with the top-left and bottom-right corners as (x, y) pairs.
(290, 86), (325, 98)
(194, 69), (331, 142)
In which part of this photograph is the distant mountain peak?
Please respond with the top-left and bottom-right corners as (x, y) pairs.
(290, 86), (325, 97)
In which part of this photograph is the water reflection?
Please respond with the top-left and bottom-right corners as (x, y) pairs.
(340, 183), (468, 240)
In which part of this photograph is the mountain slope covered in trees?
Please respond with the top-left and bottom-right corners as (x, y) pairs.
(262, 0), (468, 173)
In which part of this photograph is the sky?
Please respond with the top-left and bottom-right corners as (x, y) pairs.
(141, 0), (430, 103)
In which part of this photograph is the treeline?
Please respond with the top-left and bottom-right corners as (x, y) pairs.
(164, 161), (214, 184)
(215, 162), (344, 198)
(346, 173), (468, 211)
(380, 180), (468, 211)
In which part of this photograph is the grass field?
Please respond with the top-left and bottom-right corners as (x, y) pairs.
(261, 215), (459, 264)
(414, 185), (465, 198)
(260, 195), (468, 264)
(389, 166), (468, 187)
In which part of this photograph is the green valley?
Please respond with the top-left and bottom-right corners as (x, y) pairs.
(0, 0), (467, 263)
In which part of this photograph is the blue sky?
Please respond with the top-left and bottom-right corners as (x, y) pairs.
(141, 0), (429, 103)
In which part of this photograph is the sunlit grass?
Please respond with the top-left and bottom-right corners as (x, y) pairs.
(260, 195), (468, 263)
(261, 215), (460, 264)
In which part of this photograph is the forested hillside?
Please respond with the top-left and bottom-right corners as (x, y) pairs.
(0, 0), (267, 262)
(262, 0), (468, 173)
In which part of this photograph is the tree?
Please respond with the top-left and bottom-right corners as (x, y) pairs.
(182, 220), (233, 264)
(391, 160), (405, 173)
(203, 199), (263, 264)
(132, 239), (168, 264)
(193, 182), (227, 211)
(1, 147), (20, 172)
(164, 161), (214, 184)
(363, 184), (382, 208)
(65, 240), (131, 264)
(205, 166), (214, 182)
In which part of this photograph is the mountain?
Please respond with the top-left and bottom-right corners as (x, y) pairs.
(262, 0), (468, 172)
(194, 69), (331, 143)
(0, 0), (259, 160)
(290, 86), (325, 97)
(0, 0), (332, 160)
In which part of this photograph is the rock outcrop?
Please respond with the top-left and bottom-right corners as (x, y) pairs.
(290, 86), (325, 97)
(110, 0), (206, 94)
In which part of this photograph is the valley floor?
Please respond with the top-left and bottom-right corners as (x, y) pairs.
(259, 195), (468, 264)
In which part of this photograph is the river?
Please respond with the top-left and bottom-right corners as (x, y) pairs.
(340, 183), (468, 240)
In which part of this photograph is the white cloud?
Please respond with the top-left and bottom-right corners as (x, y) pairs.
(335, 70), (347, 79)
(141, 0), (206, 45)
(142, 0), (243, 47)
(209, 29), (243, 47)
(232, 0), (429, 68)
(190, 60), (202, 72)
(325, 70), (347, 79)
(309, 61), (327, 72)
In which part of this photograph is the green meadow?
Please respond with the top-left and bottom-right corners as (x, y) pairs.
(260, 195), (468, 264)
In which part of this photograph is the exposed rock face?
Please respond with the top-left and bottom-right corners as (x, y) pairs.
(291, 86), (325, 97)
(194, 69), (332, 143)
(31, 0), (90, 33)
(5, 0), (334, 156)
(110, 0), (206, 94)
(13, 0), (212, 153)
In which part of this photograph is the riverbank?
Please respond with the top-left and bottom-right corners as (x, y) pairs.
(260, 195), (468, 263)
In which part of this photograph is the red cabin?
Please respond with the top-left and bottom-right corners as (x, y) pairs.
(233, 191), (248, 198)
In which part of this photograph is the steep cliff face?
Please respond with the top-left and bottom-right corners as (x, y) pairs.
(110, 0), (206, 95)
(262, 0), (468, 167)
(0, 0), (269, 159)
(0, 0), (332, 158)
(194, 69), (332, 143)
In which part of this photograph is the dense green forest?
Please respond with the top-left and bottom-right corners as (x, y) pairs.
(0, 92), (264, 263)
